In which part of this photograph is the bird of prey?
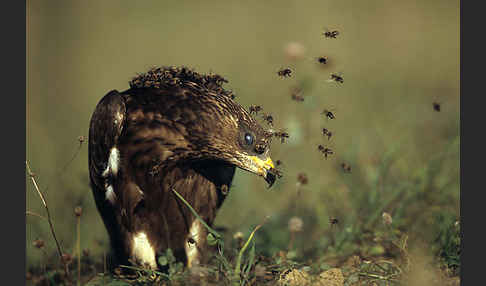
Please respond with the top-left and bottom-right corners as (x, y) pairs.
(88, 66), (278, 270)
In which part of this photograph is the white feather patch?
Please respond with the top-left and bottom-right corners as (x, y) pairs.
(105, 185), (117, 205)
(114, 111), (123, 125)
(102, 147), (120, 177)
(132, 232), (156, 269)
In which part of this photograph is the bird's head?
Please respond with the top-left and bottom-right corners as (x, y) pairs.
(127, 66), (280, 187)
(184, 92), (278, 188)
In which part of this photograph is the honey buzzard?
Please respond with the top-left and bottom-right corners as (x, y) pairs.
(88, 66), (278, 270)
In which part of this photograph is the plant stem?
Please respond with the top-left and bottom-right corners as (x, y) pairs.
(288, 231), (295, 250)
(26, 161), (70, 281)
(26, 210), (47, 220)
(103, 250), (106, 286)
(171, 188), (221, 238)
(234, 217), (268, 283)
(42, 249), (50, 286)
(77, 216), (81, 286)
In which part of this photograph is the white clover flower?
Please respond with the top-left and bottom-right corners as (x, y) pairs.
(382, 212), (393, 225)
(284, 42), (305, 61)
(288, 216), (304, 233)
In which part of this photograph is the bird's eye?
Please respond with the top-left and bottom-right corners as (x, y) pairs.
(244, 133), (254, 146)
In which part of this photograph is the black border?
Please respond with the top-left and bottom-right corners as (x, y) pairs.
(461, 1), (479, 285)
(4, 0), (26, 284)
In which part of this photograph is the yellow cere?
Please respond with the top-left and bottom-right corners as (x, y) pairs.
(263, 157), (275, 169)
(250, 156), (275, 173)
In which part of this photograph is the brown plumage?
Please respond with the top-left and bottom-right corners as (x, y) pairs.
(88, 66), (278, 270)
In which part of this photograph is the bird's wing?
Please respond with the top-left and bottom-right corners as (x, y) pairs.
(88, 89), (126, 190)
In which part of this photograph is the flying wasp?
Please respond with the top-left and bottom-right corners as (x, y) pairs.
(297, 173), (309, 185)
(270, 167), (283, 179)
(329, 73), (344, 84)
(321, 108), (336, 120)
(291, 93), (305, 102)
(273, 129), (290, 143)
(317, 56), (328, 65)
(318, 145), (334, 159)
(262, 113), (274, 127)
(220, 184), (229, 195)
(277, 68), (292, 78)
(249, 105), (263, 115)
(341, 162), (351, 173)
(433, 102), (441, 112)
(290, 87), (304, 102)
(323, 28), (340, 39)
(329, 217), (339, 226)
(322, 128), (333, 140)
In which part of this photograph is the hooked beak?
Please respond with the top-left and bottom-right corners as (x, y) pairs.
(264, 170), (277, 188)
(248, 156), (277, 188)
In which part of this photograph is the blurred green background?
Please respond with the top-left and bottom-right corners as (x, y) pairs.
(26, 0), (459, 269)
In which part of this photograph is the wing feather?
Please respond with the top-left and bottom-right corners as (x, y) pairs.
(88, 89), (126, 189)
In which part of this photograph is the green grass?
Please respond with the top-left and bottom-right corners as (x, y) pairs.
(26, 142), (460, 285)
